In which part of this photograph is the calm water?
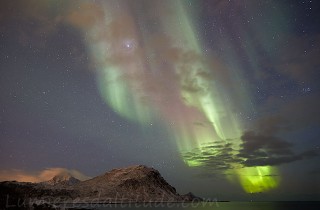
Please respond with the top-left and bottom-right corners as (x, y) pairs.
(61, 201), (320, 210)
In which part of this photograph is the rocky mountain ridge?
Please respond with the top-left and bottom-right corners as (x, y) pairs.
(0, 165), (202, 208)
(76, 165), (182, 202)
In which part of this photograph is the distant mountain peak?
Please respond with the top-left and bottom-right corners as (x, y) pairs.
(45, 173), (80, 186)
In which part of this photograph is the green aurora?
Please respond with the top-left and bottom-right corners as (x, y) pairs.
(65, 0), (289, 193)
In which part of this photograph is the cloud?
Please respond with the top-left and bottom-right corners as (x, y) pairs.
(0, 168), (90, 183)
(181, 129), (319, 174)
(232, 92), (320, 168)
(181, 141), (242, 171)
(239, 131), (293, 156)
(238, 131), (319, 167)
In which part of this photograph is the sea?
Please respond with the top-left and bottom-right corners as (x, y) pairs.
(60, 201), (320, 210)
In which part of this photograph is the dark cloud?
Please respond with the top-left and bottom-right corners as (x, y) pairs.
(181, 130), (319, 174)
(238, 131), (319, 167)
(239, 131), (293, 156)
(241, 91), (320, 168)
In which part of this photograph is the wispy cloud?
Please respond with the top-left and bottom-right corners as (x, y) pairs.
(181, 130), (319, 175)
(0, 168), (90, 183)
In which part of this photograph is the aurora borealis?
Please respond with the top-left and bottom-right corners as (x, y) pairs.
(69, 0), (276, 193)
(0, 0), (320, 201)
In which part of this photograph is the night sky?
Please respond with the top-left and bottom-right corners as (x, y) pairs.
(0, 0), (319, 201)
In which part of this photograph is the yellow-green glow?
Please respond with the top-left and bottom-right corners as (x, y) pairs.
(186, 159), (203, 167)
(235, 166), (280, 193)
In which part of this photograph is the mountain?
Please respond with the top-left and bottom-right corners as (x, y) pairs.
(76, 165), (182, 202)
(0, 165), (201, 208)
(43, 174), (80, 186)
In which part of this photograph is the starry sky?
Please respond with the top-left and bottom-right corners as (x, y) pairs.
(0, 0), (319, 201)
